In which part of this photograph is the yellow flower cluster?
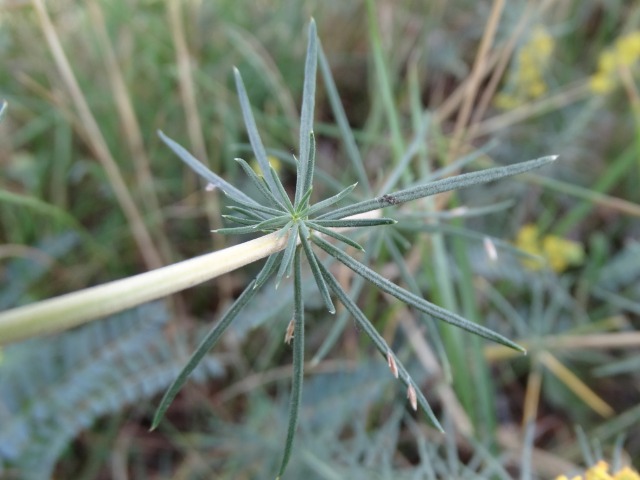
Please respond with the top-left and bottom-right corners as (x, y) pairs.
(494, 26), (555, 110)
(515, 224), (584, 272)
(556, 460), (640, 480)
(590, 31), (640, 94)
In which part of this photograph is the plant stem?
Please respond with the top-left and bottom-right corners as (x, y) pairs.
(0, 212), (379, 345)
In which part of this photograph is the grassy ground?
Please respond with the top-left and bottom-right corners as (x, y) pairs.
(1, 0), (639, 478)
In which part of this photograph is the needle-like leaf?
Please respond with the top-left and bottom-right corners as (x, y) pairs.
(298, 132), (316, 207)
(318, 155), (558, 220)
(306, 183), (357, 217)
(269, 164), (295, 213)
(255, 252), (282, 289)
(277, 248), (305, 479)
(299, 222), (335, 313)
(151, 256), (278, 430)
(221, 214), (259, 226)
(159, 131), (258, 206)
(213, 225), (264, 235)
(312, 218), (397, 228)
(313, 235), (526, 353)
(253, 214), (292, 232)
(295, 19), (318, 205)
(275, 223), (299, 288)
(234, 157), (287, 210)
(315, 257), (443, 431)
(306, 221), (364, 252)
(234, 68), (288, 206)
(297, 187), (314, 214)
(227, 194), (285, 217)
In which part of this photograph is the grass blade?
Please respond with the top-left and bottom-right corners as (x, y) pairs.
(277, 248), (305, 479)
(159, 130), (257, 206)
(315, 257), (443, 431)
(306, 221), (364, 252)
(299, 223), (335, 314)
(313, 236), (526, 352)
(318, 155), (558, 220)
(318, 44), (371, 194)
(306, 183), (357, 217)
(295, 19), (318, 205)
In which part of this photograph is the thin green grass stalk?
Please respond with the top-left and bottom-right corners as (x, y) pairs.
(224, 24), (299, 145)
(451, 230), (498, 449)
(408, 66), (457, 386)
(32, 0), (163, 270)
(365, 0), (405, 161)
(318, 45), (371, 194)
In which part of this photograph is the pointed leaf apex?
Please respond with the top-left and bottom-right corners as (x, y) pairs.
(550, 154), (559, 161)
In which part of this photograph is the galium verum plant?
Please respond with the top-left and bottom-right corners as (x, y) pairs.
(152, 20), (557, 478)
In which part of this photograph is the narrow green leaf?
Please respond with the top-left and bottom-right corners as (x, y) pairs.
(295, 19), (318, 205)
(275, 223), (299, 287)
(159, 130), (257, 206)
(234, 68), (288, 205)
(277, 248), (305, 477)
(312, 218), (396, 228)
(313, 236), (526, 352)
(221, 214), (259, 226)
(383, 234), (451, 383)
(297, 187), (313, 215)
(318, 155), (558, 220)
(226, 206), (268, 220)
(269, 164), (295, 213)
(299, 222), (335, 313)
(253, 214), (292, 232)
(227, 193), (285, 217)
(234, 157), (288, 210)
(213, 225), (262, 235)
(306, 183), (357, 217)
(151, 256), (276, 430)
(255, 252), (282, 289)
(378, 112), (430, 194)
(315, 258), (443, 431)
(318, 44), (371, 195)
(310, 238), (377, 366)
(298, 132), (316, 207)
(306, 221), (364, 252)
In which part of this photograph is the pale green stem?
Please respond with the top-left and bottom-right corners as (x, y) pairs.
(0, 211), (379, 345)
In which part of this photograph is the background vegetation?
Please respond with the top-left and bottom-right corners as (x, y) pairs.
(1, 0), (639, 478)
